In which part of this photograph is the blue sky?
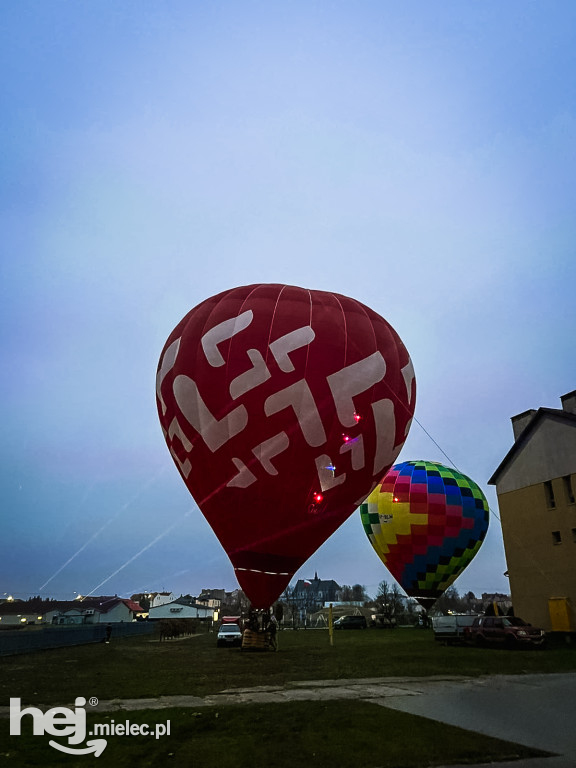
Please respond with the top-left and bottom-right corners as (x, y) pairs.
(2, 1), (575, 602)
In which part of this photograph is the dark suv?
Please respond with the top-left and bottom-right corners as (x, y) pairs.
(464, 615), (546, 648)
(333, 615), (367, 630)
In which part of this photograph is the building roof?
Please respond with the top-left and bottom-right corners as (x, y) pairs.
(294, 574), (341, 592)
(131, 591), (173, 600)
(488, 407), (576, 486)
(149, 596), (209, 611)
(0, 598), (57, 615)
(0, 596), (143, 616)
(123, 599), (144, 613)
(199, 588), (226, 598)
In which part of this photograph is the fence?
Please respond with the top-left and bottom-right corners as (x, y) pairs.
(0, 621), (155, 657)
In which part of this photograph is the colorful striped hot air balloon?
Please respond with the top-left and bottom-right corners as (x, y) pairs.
(360, 460), (489, 610)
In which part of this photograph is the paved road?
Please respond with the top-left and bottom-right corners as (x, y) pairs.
(374, 673), (576, 766)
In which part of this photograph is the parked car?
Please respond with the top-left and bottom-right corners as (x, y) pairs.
(333, 615), (367, 630)
(463, 615), (546, 648)
(432, 614), (479, 645)
(217, 622), (243, 647)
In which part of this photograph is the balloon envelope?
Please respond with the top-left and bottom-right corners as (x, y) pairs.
(360, 461), (489, 609)
(157, 284), (416, 607)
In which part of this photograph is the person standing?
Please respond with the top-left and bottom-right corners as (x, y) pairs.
(268, 613), (278, 651)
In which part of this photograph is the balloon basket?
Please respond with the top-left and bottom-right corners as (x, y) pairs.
(241, 628), (273, 652)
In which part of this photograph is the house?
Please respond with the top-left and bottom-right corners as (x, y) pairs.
(0, 596), (143, 626)
(131, 591), (175, 611)
(292, 573), (341, 609)
(148, 596), (213, 621)
(48, 596), (143, 625)
(0, 598), (53, 626)
(480, 593), (513, 614)
(488, 389), (576, 632)
(197, 589), (225, 609)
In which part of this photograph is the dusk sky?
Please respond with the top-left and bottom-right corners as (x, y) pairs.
(2, 2), (575, 603)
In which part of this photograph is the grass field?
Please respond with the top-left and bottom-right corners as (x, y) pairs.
(1, 625), (574, 703)
(2, 701), (548, 768)
(1, 626), (574, 767)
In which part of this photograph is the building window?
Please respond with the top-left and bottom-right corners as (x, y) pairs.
(563, 476), (575, 505)
(544, 481), (556, 508)
(552, 530), (562, 545)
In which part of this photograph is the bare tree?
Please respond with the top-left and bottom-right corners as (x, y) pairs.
(433, 586), (477, 614)
(280, 585), (299, 628)
(351, 584), (368, 603)
(339, 585), (355, 602)
(375, 580), (393, 619)
(374, 580), (404, 623)
(389, 583), (405, 616)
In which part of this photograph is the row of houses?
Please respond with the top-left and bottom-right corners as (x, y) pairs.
(0, 592), (230, 626)
(0, 582), (340, 627)
(0, 596), (143, 626)
(129, 588), (246, 618)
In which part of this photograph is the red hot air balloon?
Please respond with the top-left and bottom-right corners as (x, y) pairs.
(156, 284), (416, 608)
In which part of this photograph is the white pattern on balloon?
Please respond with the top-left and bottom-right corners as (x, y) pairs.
(169, 447), (192, 479)
(401, 358), (416, 405)
(173, 374), (248, 453)
(326, 351), (387, 427)
(159, 311), (403, 496)
(201, 310), (253, 367)
(156, 337), (181, 415)
(315, 455), (346, 492)
(226, 457), (257, 488)
(340, 434), (365, 470)
(229, 348), (271, 399)
(371, 398), (398, 475)
(264, 380), (327, 447)
(269, 326), (315, 372)
(252, 432), (290, 476)
(168, 417), (193, 452)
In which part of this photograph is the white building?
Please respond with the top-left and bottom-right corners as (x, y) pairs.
(148, 597), (213, 620)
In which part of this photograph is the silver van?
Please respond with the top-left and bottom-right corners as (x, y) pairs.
(432, 614), (479, 644)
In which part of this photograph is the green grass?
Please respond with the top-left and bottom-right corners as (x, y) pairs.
(2, 628), (570, 767)
(1, 627), (574, 704)
(0, 701), (549, 768)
